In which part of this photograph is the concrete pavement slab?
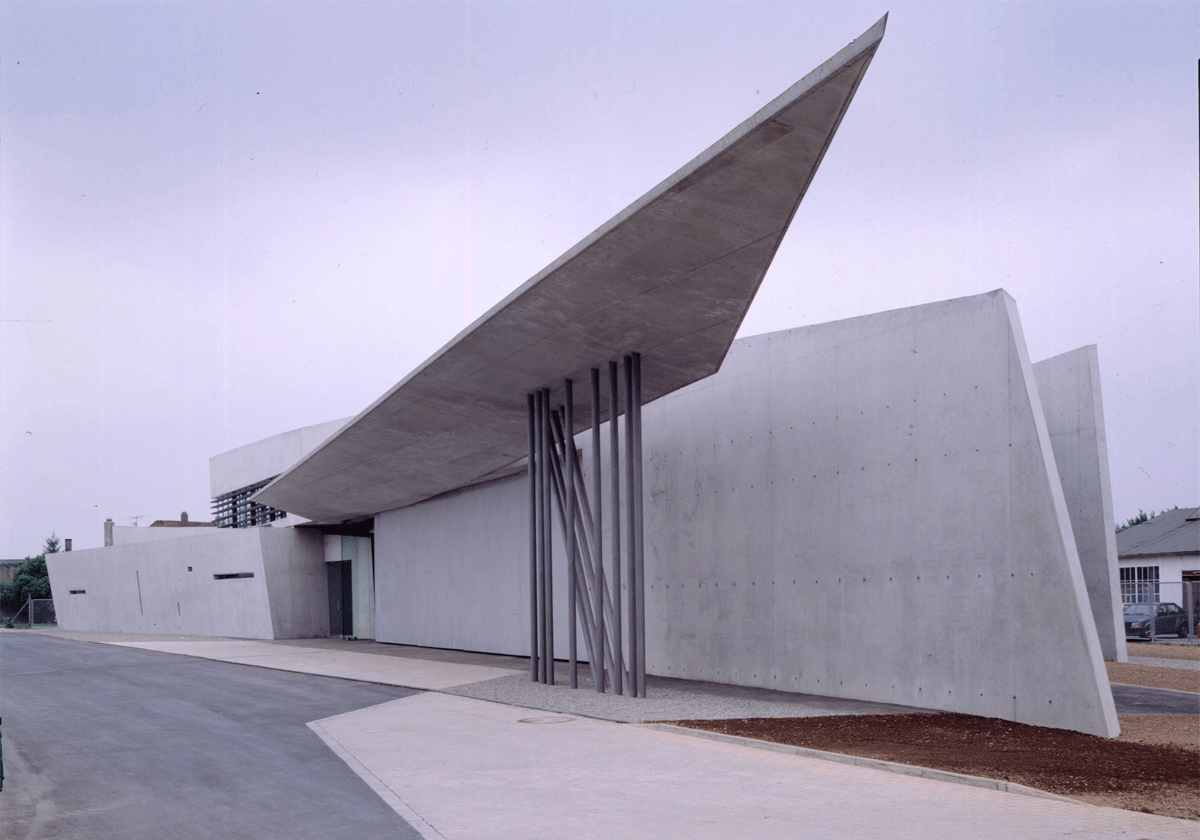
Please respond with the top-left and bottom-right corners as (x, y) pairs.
(312, 692), (1196, 840)
(111, 639), (523, 689)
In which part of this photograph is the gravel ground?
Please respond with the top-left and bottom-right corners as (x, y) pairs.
(446, 662), (926, 723)
(1130, 656), (1200, 671)
(1107, 661), (1200, 693)
(1124, 643), (1200, 660)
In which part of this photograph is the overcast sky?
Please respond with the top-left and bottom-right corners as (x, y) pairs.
(2, 1), (1196, 556)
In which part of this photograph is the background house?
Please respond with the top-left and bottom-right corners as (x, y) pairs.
(1117, 507), (1200, 612)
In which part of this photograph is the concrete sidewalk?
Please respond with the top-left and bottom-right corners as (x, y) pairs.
(310, 691), (1195, 840)
(41, 631), (1198, 839)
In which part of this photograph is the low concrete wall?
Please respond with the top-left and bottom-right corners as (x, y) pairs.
(112, 525), (217, 546)
(48, 528), (327, 639)
(1034, 345), (1126, 662)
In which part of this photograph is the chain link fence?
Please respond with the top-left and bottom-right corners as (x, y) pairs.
(1122, 581), (1196, 645)
(6, 598), (56, 629)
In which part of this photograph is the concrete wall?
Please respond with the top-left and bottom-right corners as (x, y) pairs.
(637, 290), (1115, 736)
(1034, 346), (1126, 661)
(112, 525), (217, 546)
(209, 418), (350, 498)
(258, 528), (329, 638)
(48, 527), (327, 639)
(376, 474), (565, 656)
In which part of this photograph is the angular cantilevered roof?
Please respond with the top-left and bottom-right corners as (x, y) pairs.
(256, 17), (887, 524)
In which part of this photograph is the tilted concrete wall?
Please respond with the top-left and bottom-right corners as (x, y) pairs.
(639, 290), (1115, 736)
(258, 528), (329, 639)
(371, 290), (1117, 736)
(48, 527), (327, 639)
(1034, 346), (1126, 662)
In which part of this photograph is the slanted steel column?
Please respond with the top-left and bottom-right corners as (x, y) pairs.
(590, 367), (605, 694)
(541, 388), (554, 684)
(565, 378), (578, 688)
(631, 352), (646, 697)
(609, 360), (624, 695)
(527, 393), (538, 682)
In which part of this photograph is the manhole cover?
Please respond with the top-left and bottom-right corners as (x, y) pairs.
(518, 716), (576, 724)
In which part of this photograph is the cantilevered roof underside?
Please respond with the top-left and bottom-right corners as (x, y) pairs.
(256, 17), (887, 524)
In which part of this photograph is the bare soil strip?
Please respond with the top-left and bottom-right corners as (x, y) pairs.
(666, 712), (1199, 820)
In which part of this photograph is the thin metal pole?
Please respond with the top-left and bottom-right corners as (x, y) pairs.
(565, 379), (578, 688)
(527, 393), (538, 681)
(623, 355), (636, 695)
(632, 351), (646, 697)
(590, 368), (605, 693)
(543, 389), (555, 684)
(536, 390), (547, 682)
(609, 360), (624, 695)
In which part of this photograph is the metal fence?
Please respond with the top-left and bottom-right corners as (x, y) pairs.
(7, 598), (56, 629)
(1122, 581), (1196, 645)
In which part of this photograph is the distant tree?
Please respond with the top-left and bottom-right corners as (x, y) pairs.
(1, 538), (56, 613)
(1116, 510), (1152, 533)
(0, 580), (18, 613)
(43, 532), (60, 554)
(15, 556), (51, 600)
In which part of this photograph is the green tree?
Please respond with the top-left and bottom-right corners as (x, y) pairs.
(43, 532), (60, 554)
(1, 538), (55, 613)
(1116, 510), (1151, 533)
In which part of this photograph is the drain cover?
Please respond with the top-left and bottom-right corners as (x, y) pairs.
(518, 716), (576, 724)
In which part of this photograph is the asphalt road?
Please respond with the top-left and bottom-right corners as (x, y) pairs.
(0, 633), (423, 840)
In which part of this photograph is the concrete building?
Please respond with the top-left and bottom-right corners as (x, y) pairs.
(50, 420), (349, 640)
(48, 19), (1126, 737)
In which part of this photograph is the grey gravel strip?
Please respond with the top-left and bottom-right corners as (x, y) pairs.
(642, 723), (1080, 804)
(446, 663), (928, 723)
(1129, 656), (1200, 672)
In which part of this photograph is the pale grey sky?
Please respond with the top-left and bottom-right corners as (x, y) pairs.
(2, 1), (1197, 556)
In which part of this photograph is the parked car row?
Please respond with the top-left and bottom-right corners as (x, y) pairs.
(1122, 602), (1194, 639)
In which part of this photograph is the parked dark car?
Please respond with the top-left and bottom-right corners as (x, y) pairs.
(1123, 602), (1192, 639)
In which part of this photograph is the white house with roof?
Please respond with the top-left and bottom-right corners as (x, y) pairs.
(1117, 507), (1200, 612)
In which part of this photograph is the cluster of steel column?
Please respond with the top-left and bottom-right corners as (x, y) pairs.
(526, 353), (646, 697)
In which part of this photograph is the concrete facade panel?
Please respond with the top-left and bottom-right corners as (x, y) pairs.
(375, 474), (568, 658)
(1033, 346), (1126, 661)
(1002, 300), (1118, 736)
(259, 528), (329, 639)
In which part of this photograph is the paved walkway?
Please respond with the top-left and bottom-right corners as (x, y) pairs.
(32, 631), (1198, 839)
